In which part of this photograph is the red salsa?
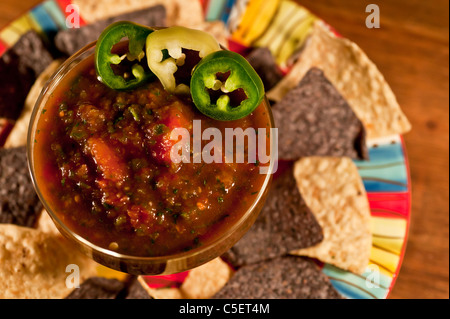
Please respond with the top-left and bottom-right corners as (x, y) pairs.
(33, 55), (271, 257)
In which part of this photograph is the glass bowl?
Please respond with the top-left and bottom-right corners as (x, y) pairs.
(27, 41), (276, 275)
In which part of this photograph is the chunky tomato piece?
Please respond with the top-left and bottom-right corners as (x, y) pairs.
(87, 137), (129, 183)
(127, 205), (161, 234)
(147, 100), (194, 164)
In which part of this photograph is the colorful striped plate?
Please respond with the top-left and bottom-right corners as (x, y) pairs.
(0, 0), (411, 299)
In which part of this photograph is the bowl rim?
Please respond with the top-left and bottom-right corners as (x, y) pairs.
(27, 40), (276, 266)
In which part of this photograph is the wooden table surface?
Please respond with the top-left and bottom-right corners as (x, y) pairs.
(0, 0), (448, 299)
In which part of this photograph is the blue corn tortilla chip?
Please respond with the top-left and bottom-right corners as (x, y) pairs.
(246, 47), (284, 91)
(221, 166), (323, 268)
(213, 256), (343, 299)
(65, 276), (153, 299)
(125, 278), (153, 299)
(54, 5), (167, 56)
(272, 67), (368, 161)
(65, 277), (125, 299)
(6, 30), (54, 76)
(0, 31), (54, 121)
(0, 146), (43, 227)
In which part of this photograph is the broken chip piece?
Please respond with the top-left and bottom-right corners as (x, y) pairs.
(213, 256), (343, 299)
(271, 67), (368, 161)
(221, 166), (323, 268)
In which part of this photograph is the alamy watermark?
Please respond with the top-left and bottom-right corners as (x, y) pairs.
(365, 264), (381, 289)
(65, 4), (81, 29)
(65, 264), (80, 289)
(366, 4), (381, 29)
(170, 120), (278, 174)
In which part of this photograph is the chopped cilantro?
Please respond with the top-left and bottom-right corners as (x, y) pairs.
(154, 124), (167, 135)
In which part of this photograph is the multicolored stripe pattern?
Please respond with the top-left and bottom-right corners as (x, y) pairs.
(0, 0), (411, 299)
(201, 0), (236, 23)
(0, 0), (86, 54)
(326, 135), (411, 299)
(3, 1), (48, 45)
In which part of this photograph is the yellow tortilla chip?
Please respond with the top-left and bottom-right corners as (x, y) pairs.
(268, 22), (411, 139)
(179, 257), (233, 299)
(137, 277), (184, 299)
(291, 157), (372, 274)
(137, 257), (233, 299)
(35, 209), (60, 235)
(4, 60), (63, 149)
(73, 0), (204, 28)
(0, 224), (97, 299)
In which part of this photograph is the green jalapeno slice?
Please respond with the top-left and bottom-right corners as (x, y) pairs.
(190, 50), (265, 121)
(95, 21), (155, 90)
(146, 26), (221, 95)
